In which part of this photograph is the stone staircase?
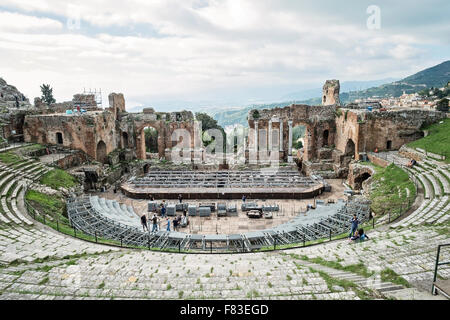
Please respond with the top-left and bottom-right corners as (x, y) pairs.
(0, 158), (53, 227)
(0, 146), (448, 300)
(371, 151), (450, 228)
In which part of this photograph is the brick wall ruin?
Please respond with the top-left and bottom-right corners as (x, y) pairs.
(23, 91), (202, 165)
(1, 76), (444, 180)
(247, 80), (447, 178)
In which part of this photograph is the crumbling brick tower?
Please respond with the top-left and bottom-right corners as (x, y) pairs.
(322, 80), (340, 106)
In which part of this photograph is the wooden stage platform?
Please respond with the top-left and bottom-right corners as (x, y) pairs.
(120, 183), (325, 200)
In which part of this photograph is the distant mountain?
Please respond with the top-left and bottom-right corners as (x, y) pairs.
(212, 60), (450, 127)
(402, 60), (450, 87)
(212, 98), (322, 128)
(280, 78), (398, 101)
(341, 60), (450, 102)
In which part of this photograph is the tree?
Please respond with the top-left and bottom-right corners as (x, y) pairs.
(293, 140), (303, 150)
(293, 126), (306, 141)
(144, 127), (158, 153)
(195, 112), (226, 149)
(40, 84), (55, 105)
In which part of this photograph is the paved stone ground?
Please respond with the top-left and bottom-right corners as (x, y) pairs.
(92, 179), (346, 235)
(0, 150), (449, 300)
(0, 219), (448, 300)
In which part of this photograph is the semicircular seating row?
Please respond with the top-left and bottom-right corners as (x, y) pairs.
(375, 152), (450, 228)
(90, 196), (141, 228)
(67, 195), (371, 252)
(130, 170), (320, 189)
(0, 158), (50, 226)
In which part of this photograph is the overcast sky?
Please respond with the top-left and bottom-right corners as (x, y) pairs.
(0, 0), (449, 111)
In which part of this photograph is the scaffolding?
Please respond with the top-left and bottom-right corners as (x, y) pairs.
(72, 88), (103, 109)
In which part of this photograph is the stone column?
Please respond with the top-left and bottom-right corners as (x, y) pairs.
(288, 120), (293, 163)
(268, 120), (272, 151)
(254, 121), (258, 152)
(279, 121), (284, 152)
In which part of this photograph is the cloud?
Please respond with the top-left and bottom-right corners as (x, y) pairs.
(0, 11), (63, 33)
(0, 0), (448, 109)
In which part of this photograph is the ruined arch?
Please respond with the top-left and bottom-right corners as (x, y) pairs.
(292, 124), (306, 156)
(122, 132), (129, 149)
(96, 140), (107, 164)
(292, 122), (312, 161)
(345, 139), (356, 157)
(323, 129), (329, 147)
(56, 132), (63, 144)
(354, 172), (372, 190)
(135, 123), (164, 160)
(143, 126), (158, 154)
(386, 140), (392, 150)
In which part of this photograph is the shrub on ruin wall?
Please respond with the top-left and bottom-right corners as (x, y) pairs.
(40, 168), (79, 190)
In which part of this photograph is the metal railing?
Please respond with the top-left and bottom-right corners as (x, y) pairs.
(365, 153), (419, 226)
(432, 243), (450, 296)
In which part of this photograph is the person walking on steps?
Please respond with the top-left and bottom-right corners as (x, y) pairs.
(349, 214), (359, 238)
(141, 213), (148, 232)
(166, 217), (171, 232)
(151, 214), (158, 233)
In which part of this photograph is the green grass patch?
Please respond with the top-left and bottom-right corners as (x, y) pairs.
(0, 151), (23, 164)
(25, 190), (67, 220)
(308, 266), (375, 300)
(40, 169), (78, 190)
(17, 144), (46, 155)
(38, 277), (49, 285)
(246, 289), (260, 299)
(295, 255), (374, 278)
(380, 268), (410, 288)
(369, 164), (416, 217)
(407, 118), (450, 163)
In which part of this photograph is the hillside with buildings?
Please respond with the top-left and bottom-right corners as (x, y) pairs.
(213, 61), (450, 127)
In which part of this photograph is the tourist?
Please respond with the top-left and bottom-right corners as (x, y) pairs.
(350, 232), (360, 241)
(151, 214), (158, 232)
(161, 203), (166, 217)
(178, 194), (183, 203)
(166, 218), (171, 232)
(349, 214), (359, 238)
(181, 211), (188, 227)
(140, 213), (148, 232)
(358, 228), (369, 241)
(350, 229), (369, 242)
(407, 159), (417, 168)
(173, 216), (179, 231)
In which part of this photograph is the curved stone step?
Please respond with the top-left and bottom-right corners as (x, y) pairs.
(1, 179), (17, 198)
(1, 197), (22, 224)
(425, 173), (442, 197)
(11, 196), (33, 226)
(0, 173), (15, 193)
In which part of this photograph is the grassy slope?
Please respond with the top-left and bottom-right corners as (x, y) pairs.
(407, 118), (450, 163)
(369, 164), (416, 216)
(0, 151), (23, 164)
(25, 190), (67, 220)
(40, 168), (78, 190)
